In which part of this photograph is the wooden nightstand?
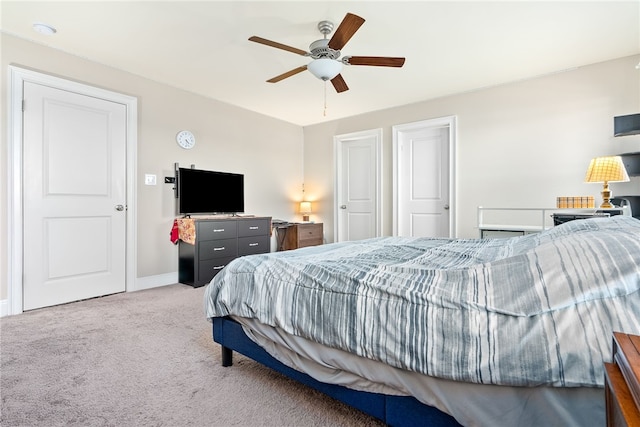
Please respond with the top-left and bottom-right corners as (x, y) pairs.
(604, 332), (640, 426)
(282, 223), (323, 251)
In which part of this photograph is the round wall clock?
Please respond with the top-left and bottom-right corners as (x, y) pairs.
(176, 130), (196, 149)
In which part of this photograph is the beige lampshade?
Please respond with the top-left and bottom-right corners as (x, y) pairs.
(299, 201), (312, 214)
(584, 156), (630, 183)
(585, 156), (630, 208)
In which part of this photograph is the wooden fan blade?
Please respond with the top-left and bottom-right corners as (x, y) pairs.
(331, 74), (349, 93)
(266, 65), (308, 83)
(249, 36), (308, 56)
(328, 13), (365, 51)
(346, 56), (406, 67)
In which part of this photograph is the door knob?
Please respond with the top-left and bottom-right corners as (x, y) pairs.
(444, 204), (450, 210)
(340, 205), (347, 209)
(115, 204), (125, 211)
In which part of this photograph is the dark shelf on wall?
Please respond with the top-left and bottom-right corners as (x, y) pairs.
(620, 152), (640, 177)
(614, 114), (640, 136)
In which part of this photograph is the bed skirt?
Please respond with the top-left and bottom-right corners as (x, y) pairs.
(212, 316), (460, 427)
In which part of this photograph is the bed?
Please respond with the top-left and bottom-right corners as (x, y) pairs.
(204, 215), (640, 426)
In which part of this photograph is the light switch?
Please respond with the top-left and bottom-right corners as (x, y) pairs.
(144, 174), (157, 185)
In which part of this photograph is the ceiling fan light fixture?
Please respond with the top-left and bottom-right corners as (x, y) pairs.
(308, 58), (342, 81)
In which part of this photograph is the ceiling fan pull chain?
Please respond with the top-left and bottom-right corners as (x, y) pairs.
(323, 81), (328, 116)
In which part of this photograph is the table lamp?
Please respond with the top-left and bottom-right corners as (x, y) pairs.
(584, 156), (630, 208)
(299, 201), (312, 222)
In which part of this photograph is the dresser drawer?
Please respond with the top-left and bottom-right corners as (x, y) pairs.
(298, 223), (323, 243)
(238, 235), (270, 256)
(238, 218), (271, 237)
(606, 363), (640, 427)
(199, 238), (238, 260)
(197, 220), (237, 240)
(178, 216), (271, 287)
(281, 223), (323, 251)
(298, 239), (321, 249)
(606, 332), (640, 426)
(613, 333), (640, 408)
(198, 256), (237, 283)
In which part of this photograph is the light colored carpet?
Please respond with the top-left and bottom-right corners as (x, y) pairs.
(0, 284), (384, 427)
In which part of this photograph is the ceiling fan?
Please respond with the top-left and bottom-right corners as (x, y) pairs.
(249, 13), (405, 93)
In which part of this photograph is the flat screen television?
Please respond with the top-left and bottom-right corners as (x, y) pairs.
(177, 167), (244, 215)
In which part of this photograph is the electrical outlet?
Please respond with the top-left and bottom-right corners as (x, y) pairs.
(144, 174), (157, 185)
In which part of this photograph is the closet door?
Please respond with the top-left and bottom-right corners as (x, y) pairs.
(22, 82), (127, 310)
(393, 118), (454, 238)
(334, 129), (382, 242)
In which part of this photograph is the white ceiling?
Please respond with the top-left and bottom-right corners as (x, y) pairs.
(2, 1), (639, 126)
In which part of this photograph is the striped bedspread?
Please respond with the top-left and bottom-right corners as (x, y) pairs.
(204, 216), (640, 387)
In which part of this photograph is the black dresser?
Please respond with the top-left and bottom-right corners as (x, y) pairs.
(178, 216), (271, 287)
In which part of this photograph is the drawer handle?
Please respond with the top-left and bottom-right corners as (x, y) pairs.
(213, 265), (225, 270)
(249, 226), (259, 230)
(249, 243), (259, 247)
(213, 228), (225, 233)
(213, 247), (225, 251)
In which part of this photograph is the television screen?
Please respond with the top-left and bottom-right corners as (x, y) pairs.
(177, 168), (244, 215)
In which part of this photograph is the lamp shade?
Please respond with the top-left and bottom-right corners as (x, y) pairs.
(299, 201), (312, 214)
(584, 156), (630, 183)
(307, 58), (342, 81)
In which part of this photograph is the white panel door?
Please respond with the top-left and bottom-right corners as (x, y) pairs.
(335, 130), (382, 242)
(23, 82), (127, 310)
(394, 120), (452, 238)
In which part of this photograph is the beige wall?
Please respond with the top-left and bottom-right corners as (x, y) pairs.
(303, 55), (640, 241)
(1, 34), (304, 301)
(2, 31), (639, 306)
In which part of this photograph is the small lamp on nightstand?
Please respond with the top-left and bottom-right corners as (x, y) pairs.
(584, 156), (630, 208)
(299, 201), (312, 222)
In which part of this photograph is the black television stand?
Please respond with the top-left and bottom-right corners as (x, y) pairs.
(178, 216), (271, 287)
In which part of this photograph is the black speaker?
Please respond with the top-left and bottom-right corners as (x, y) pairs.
(614, 113), (640, 136)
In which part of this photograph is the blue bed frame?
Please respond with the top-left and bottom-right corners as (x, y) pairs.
(212, 317), (461, 427)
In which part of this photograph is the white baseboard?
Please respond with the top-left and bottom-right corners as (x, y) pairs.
(0, 299), (8, 317)
(0, 273), (180, 317)
(132, 272), (179, 292)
